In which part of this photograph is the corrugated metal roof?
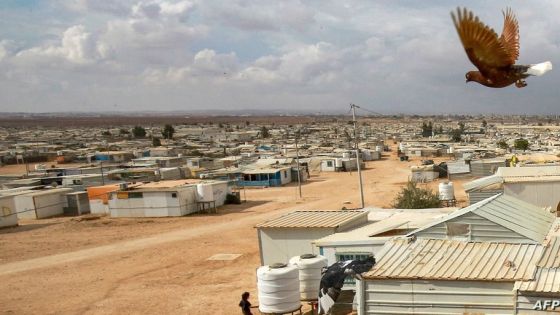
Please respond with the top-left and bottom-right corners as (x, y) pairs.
(496, 165), (560, 178)
(503, 175), (560, 183)
(255, 210), (367, 228)
(515, 237), (560, 293)
(463, 175), (502, 192)
(313, 209), (453, 246)
(515, 267), (560, 293)
(408, 194), (555, 244)
(537, 236), (560, 268)
(364, 238), (543, 281)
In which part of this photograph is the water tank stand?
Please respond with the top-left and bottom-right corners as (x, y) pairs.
(197, 201), (217, 214)
(260, 305), (302, 315)
(441, 199), (457, 207)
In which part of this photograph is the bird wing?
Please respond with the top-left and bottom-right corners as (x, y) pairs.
(499, 7), (520, 63)
(451, 7), (514, 75)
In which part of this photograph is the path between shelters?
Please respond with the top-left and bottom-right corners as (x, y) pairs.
(0, 204), (299, 276)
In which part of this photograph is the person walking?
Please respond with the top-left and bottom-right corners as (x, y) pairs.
(239, 292), (257, 315)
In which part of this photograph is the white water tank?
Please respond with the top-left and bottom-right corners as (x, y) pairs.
(439, 182), (455, 201)
(342, 152), (350, 159)
(289, 254), (328, 301)
(335, 158), (343, 168)
(257, 263), (301, 314)
(196, 183), (214, 202)
(448, 146), (455, 154)
(375, 145), (383, 152)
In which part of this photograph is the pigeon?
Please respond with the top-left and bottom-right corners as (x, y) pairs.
(451, 7), (552, 88)
(317, 256), (375, 314)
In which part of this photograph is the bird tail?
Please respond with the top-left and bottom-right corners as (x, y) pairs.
(526, 61), (553, 76)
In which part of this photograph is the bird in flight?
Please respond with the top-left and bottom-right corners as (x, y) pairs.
(451, 7), (552, 88)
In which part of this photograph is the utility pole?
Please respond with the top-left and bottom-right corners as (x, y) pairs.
(351, 104), (365, 209)
(100, 161), (105, 185)
(294, 131), (302, 198)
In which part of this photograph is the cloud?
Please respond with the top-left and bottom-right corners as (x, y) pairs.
(1, 1), (560, 113)
(16, 25), (105, 64)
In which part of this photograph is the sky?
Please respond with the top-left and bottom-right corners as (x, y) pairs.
(0, 0), (559, 114)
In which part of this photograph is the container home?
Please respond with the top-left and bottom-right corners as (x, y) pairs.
(14, 188), (73, 219)
(256, 210), (368, 266)
(108, 180), (230, 217)
(239, 167), (292, 187)
(0, 194), (18, 228)
(356, 238), (543, 314)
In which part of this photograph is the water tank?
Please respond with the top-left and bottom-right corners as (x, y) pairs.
(342, 152), (350, 159)
(56, 151), (64, 156)
(439, 182), (455, 201)
(335, 158), (343, 168)
(257, 263), (301, 314)
(448, 146), (455, 154)
(289, 254), (328, 301)
(375, 145), (383, 152)
(196, 183), (214, 202)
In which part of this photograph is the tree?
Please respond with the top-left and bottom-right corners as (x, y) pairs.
(132, 126), (146, 138)
(119, 128), (130, 135)
(482, 119), (487, 128)
(497, 139), (508, 149)
(102, 130), (111, 136)
(392, 181), (441, 209)
(260, 126), (270, 138)
(152, 137), (161, 147)
(450, 129), (462, 142)
(421, 122), (433, 137)
(458, 121), (465, 132)
(514, 138), (529, 150)
(161, 124), (175, 139)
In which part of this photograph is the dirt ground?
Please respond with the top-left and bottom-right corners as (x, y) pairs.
(0, 151), (467, 315)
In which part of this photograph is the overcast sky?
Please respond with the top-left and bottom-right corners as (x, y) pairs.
(0, 0), (558, 114)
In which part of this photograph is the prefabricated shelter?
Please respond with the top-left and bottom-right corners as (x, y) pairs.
(463, 175), (503, 205)
(14, 188), (73, 219)
(313, 208), (454, 269)
(320, 157), (341, 172)
(410, 165), (439, 182)
(446, 160), (471, 180)
(87, 183), (125, 214)
(0, 194), (18, 228)
(94, 151), (134, 163)
(514, 236), (560, 314)
(239, 166), (292, 187)
(357, 238), (543, 315)
(108, 179), (230, 217)
(64, 191), (91, 216)
(498, 166), (560, 209)
(320, 157), (359, 172)
(470, 158), (507, 177)
(464, 166), (560, 208)
(256, 210), (368, 265)
(408, 194), (555, 244)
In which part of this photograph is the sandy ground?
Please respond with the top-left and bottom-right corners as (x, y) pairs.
(0, 151), (467, 315)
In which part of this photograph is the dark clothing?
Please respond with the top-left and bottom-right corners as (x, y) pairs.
(239, 299), (252, 315)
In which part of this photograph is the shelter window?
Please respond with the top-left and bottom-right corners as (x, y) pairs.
(446, 222), (470, 239)
(128, 192), (143, 199)
(327, 161), (333, 167)
(171, 193), (177, 198)
(283, 170), (288, 178)
(336, 253), (370, 285)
